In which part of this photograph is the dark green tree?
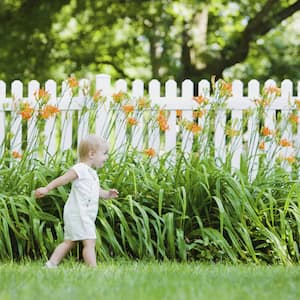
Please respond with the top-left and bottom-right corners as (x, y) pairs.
(0, 0), (299, 85)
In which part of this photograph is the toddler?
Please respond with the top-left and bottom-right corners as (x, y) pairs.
(34, 135), (118, 267)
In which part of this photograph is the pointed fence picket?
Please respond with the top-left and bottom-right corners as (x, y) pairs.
(0, 74), (299, 179)
(60, 81), (73, 152)
(44, 80), (57, 161)
(181, 80), (194, 156)
(214, 103), (226, 166)
(95, 74), (111, 140)
(264, 80), (278, 169)
(230, 80), (243, 170)
(197, 80), (210, 157)
(148, 79), (161, 155)
(247, 80), (260, 180)
(280, 80), (293, 171)
(131, 79), (144, 151)
(165, 80), (177, 163)
(27, 80), (39, 157)
(77, 79), (90, 147)
(11, 81), (22, 154)
(114, 79), (127, 154)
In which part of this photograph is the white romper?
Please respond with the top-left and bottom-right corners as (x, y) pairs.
(63, 163), (100, 241)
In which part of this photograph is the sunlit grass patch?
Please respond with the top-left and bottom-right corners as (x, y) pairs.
(0, 261), (300, 300)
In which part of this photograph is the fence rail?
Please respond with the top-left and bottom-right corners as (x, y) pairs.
(0, 74), (300, 178)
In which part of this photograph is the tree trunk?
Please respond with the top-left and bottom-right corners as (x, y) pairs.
(179, 0), (300, 83)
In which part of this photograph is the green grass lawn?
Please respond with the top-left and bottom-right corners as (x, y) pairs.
(0, 260), (300, 300)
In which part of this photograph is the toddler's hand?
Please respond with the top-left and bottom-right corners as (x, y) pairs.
(108, 189), (119, 198)
(34, 187), (49, 198)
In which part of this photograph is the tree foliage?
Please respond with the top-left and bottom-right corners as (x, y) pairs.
(0, 0), (299, 85)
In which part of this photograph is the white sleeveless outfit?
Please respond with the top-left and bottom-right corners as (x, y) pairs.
(63, 163), (100, 241)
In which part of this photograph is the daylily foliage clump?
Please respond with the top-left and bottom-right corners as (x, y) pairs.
(1, 76), (300, 264)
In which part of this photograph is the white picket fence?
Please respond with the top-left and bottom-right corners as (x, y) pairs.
(0, 74), (300, 176)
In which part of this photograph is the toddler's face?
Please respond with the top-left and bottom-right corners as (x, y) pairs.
(92, 145), (109, 168)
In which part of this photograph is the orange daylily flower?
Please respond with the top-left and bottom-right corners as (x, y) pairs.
(127, 117), (138, 126)
(261, 127), (273, 136)
(258, 141), (265, 150)
(19, 102), (34, 120)
(176, 110), (182, 118)
(186, 122), (202, 134)
(34, 88), (50, 104)
(67, 76), (78, 88)
(92, 90), (105, 103)
(112, 91), (126, 103)
(279, 139), (293, 147)
(193, 110), (206, 118)
(289, 114), (299, 124)
(159, 120), (169, 131)
(285, 156), (296, 164)
(157, 110), (169, 131)
(137, 97), (151, 109)
(263, 86), (281, 96)
(143, 148), (156, 157)
(220, 80), (232, 97)
(221, 82), (232, 92)
(39, 105), (60, 119)
(122, 105), (134, 114)
(295, 99), (300, 110)
(12, 151), (22, 159)
(193, 95), (207, 105)
(255, 98), (270, 107)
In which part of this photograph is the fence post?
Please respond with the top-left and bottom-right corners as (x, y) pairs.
(95, 74), (111, 140)
(11, 80), (23, 155)
(181, 80), (194, 156)
(114, 79), (127, 154)
(60, 81), (73, 152)
(77, 78), (90, 146)
(149, 79), (161, 155)
(247, 79), (260, 181)
(131, 79), (144, 150)
(280, 79), (293, 171)
(214, 85), (226, 167)
(27, 80), (39, 157)
(230, 80), (243, 171)
(197, 79), (210, 157)
(44, 79), (57, 161)
(264, 79), (277, 168)
(165, 79), (177, 162)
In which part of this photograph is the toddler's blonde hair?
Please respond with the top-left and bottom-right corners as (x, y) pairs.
(78, 135), (108, 161)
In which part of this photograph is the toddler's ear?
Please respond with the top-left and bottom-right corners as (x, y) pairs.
(89, 150), (95, 158)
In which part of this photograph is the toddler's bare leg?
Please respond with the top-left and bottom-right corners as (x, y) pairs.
(82, 239), (97, 267)
(48, 240), (76, 265)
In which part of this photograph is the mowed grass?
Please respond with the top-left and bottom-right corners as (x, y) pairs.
(0, 261), (300, 300)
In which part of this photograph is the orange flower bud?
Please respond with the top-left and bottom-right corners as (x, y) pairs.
(127, 117), (138, 126)
(112, 91), (126, 103)
(279, 139), (293, 147)
(143, 148), (156, 157)
(122, 105), (134, 114)
(12, 151), (22, 159)
(67, 76), (78, 88)
(176, 110), (182, 118)
(263, 86), (280, 96)
(261, 127), (272, 136)
(258, 141), (265, 150)
(285, 156), (296, 164)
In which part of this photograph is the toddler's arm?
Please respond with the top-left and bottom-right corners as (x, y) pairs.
(34, 169), (78, 198)
(99, 188), (119, 199)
